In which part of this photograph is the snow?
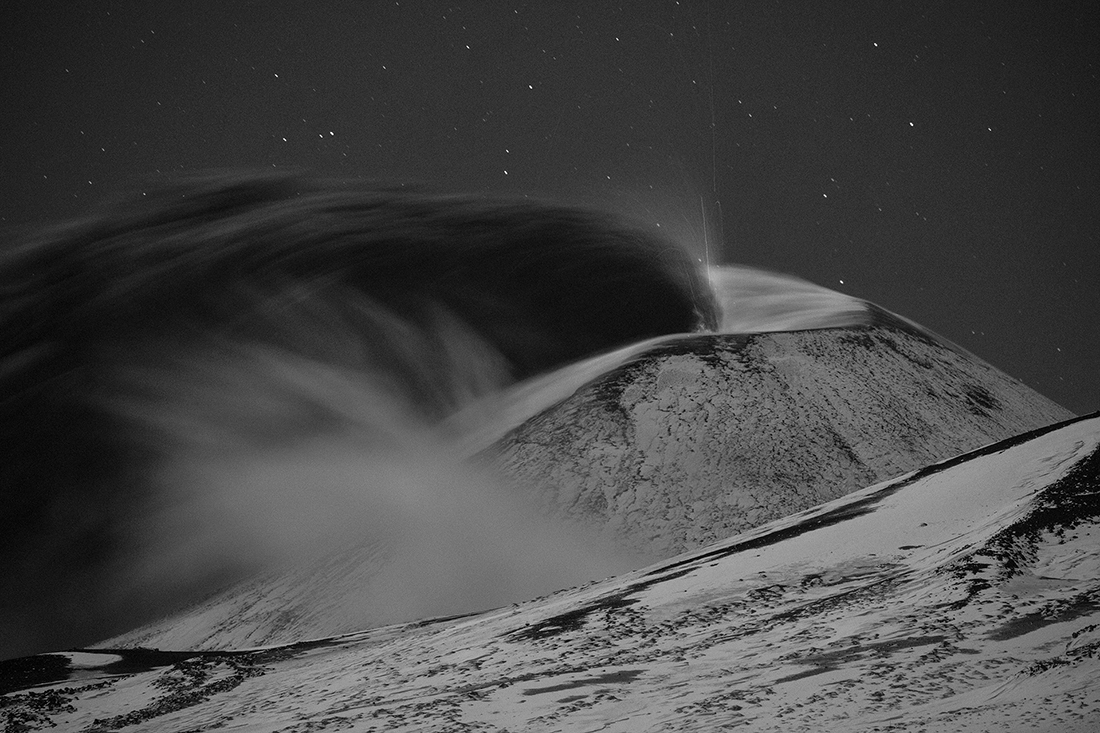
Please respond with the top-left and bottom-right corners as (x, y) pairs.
(4, 414), (1098, 731)
(487, 326), (1072, 559)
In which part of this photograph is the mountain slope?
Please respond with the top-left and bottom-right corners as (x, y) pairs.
(4, 413), (1097, 732)
(484, 324), (1072, 558)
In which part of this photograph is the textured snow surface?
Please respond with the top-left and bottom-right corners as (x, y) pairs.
(487, 326), (1072, 558)
(3, 414), (1098, 732)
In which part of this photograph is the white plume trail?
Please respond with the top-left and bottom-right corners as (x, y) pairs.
(450, 265), (874, 455)
(707, 265), (867, 333)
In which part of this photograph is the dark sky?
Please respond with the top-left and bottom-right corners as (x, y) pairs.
(2, 1), (1097, 413)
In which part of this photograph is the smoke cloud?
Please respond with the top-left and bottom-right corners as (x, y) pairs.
(0, 172), (712, 659)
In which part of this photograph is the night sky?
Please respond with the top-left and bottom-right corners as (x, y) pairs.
(2, 1), (1097, 413)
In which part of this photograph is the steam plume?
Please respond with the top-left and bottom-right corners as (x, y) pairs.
(0, 172), (715, 659)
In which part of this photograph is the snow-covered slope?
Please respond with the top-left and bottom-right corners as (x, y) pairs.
(709, 264), (872, 333)
(4, 413), (1097, 732)
(484, 325), (1072, 559)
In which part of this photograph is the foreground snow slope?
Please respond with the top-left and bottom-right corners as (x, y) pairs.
(3, 412), (1097, 732)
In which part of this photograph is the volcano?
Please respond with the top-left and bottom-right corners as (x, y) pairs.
(0, 248), (1094, 732)
(480, 319), (1071, 560)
